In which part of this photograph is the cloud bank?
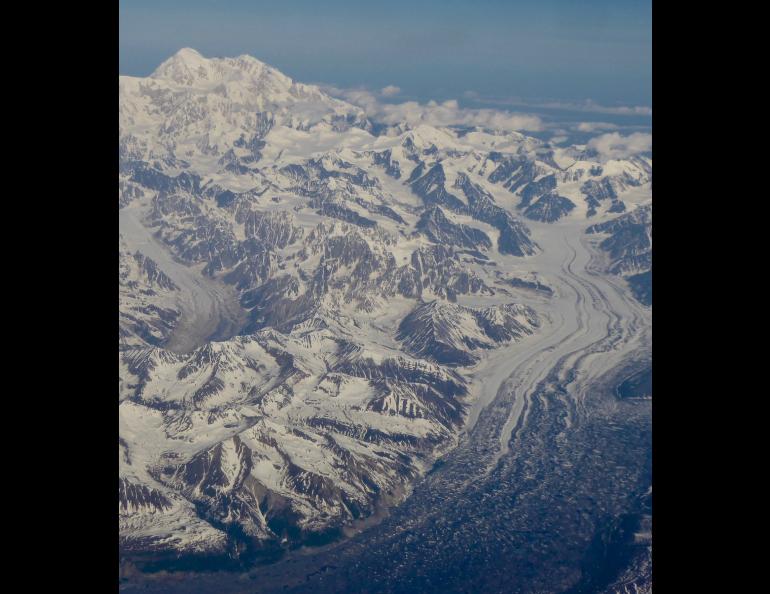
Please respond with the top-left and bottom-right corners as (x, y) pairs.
(587, 132), (652, 160)
(322, 84), (651, 148)
(377, 99), (543, 132)
(380, 85), (401, 97)
(461, 95), (652, 117)
(324, 86), (543, 132)
(576, 121), (619, 132)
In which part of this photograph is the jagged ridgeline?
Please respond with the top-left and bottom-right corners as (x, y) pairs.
(587, 204), (652, 305)
(119, 49), (651, 566)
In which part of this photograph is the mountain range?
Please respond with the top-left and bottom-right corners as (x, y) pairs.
(119, 48), (652, 568)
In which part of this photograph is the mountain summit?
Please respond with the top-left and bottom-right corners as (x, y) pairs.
(151, 47), (294, 91)
(120, 48), (367, 163)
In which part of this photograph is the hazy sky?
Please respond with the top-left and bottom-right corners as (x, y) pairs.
(119, 0), (651, 108)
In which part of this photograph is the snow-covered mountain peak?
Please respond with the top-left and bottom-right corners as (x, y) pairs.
(405, 124), (458, 148)
(150, 47), (220, 85)
(147, 47), (340, 108)
(154, 46), (206, 67)
(121, 48), (371, 165)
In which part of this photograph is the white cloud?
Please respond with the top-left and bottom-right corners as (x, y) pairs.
(464, 96), (652, 117)
(322, 86), (543, 132)
(376, 99), (543, 131)
(587, 132), (652, 161)
(564, 101), (652, 116)
(320, 85), (649, 130)
(576, 121), (619, 132)
(380, 85), (401, 97)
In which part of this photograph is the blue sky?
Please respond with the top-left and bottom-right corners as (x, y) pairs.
(119, 0), (651, 109)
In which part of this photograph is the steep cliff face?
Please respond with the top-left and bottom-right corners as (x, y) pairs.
(587, 204), (652, 305)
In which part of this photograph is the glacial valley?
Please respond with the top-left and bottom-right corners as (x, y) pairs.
(119, 49), (652, 592)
